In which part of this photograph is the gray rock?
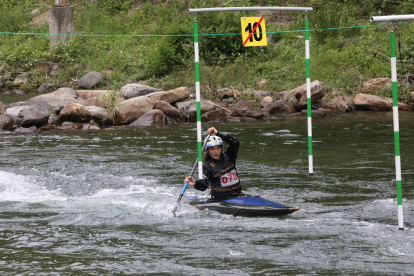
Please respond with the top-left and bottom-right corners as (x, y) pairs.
(24, 87), (84, 112)
(48, 113), (58, 125)
(129, 109), (165, 127)
(281, 80), (326, 112)
(120, 83), (162, 100)
(4, 72), (12, 81)
(14, 126), (40, 133)
(15, 105), (50, 128)
(6, 105), (33, 120)
(78, 71), (104, 89)
(13, 73), (29, 85)
(38, 83), (55, 93)
(0, 114), (14, 130)
(231, 110), (268, 120)
(84, 106), (113, 126)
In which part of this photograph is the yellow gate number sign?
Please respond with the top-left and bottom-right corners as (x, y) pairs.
(241, 17), (267, 47)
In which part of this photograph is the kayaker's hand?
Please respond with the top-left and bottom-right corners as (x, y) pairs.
(184, 176), (195, 186)
(207, 127), (217, 135)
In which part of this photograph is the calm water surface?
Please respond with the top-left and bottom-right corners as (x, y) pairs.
(0, 111), (413, 275)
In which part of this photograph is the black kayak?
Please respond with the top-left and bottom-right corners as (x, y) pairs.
(186, 195), (299, 217)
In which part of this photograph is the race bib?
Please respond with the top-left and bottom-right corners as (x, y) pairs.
(220, 169), (239, 187)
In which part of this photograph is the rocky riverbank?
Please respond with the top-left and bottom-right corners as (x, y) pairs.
(1, 76), (413, 133)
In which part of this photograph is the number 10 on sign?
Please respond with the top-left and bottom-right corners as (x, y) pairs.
(241, 17), (267, 47)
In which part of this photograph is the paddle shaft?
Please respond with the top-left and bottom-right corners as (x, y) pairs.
(172, 133), (211, 216)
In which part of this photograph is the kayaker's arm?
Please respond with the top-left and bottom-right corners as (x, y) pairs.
(216, 132), (239, 160)
(194, 163), (211, 191)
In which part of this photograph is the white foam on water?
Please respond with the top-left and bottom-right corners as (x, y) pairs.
(0, 170), (66, 202)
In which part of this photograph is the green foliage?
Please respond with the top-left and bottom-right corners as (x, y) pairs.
(98, 0), (134, 15)
(102, 84), (122, 122)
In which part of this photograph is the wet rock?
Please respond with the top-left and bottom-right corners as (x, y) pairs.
(231, 110), (268, 120)
(147, 87), (190, 105)
(120, 84), (162, 100)
(84, 106), (112, 127)
(78, 71), (104, 89)
(60, 103), (92, 123)
(357, 78), (391, 93)
(226, 117), (257, 122)
(260, 96), (273, 108)
(82, 123), (101, 130)
(0, 102), (5, 115)
(115, 96), (154, 125)
(153, 101), (187, 123)
(129, 109), (165, 127)
(267, 100), (296, 114)
(201, 110), (227, 122)
(14, 126), (40, 133)
(57, 122), (84, 131)
(15, 105), (50, 127)
(281, 80), (326, 111)
(0, 114), (14, 130)
(39, 124), (53, 132)
(300, 108), (334, 117)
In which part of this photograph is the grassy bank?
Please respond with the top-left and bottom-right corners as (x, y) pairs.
(1, 0), (414, 102)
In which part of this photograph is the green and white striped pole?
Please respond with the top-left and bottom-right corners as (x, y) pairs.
(194, 15), (203, 179)
(305, 12), (313, 175)
(390, 24), (404, 230)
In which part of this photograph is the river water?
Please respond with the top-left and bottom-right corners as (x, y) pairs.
(0, 111), (413, 275)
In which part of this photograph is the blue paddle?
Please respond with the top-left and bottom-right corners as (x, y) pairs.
(172, 133), (211, 217)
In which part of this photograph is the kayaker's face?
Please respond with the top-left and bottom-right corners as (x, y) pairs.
(208, 146), (222, 159)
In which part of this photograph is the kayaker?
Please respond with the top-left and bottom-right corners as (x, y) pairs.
(184, 127), (242, 200)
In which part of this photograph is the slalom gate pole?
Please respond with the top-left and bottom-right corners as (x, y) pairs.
(390, 24), (404, 230)
(305, 12), (314, 175)
(194, 14), (203, 180)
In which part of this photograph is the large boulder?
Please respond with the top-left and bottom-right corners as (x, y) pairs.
(115, 96), (154, 125)
(85, 97), (107, 108)
(77, 90), (112, 100)
(260, 96), (273, 108)
(78, 71), (104, 89)
(19, 87), (85, 112)
(354, 94), (391, 111)
(60, 103), (92, 123)
(15, 105), (50, 127)
(0, 114), (14, 130)
(129, 109), (165, 127)
(120, 84), (162, 100)
(177, 99), (215, 122)
(0, 102), (5, 115)
(153, 101), (187, 123)
(14, 126), (40, 133)
(280, 80), (326, 111)
(201, 110), (227, 122)
(6, 105), (33, 120)
(83, 106), (113, 127)
(325, 95), (354, 112)
(147, 87), (190, 104)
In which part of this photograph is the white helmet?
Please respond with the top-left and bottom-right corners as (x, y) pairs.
(204, 135), (223, 150)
